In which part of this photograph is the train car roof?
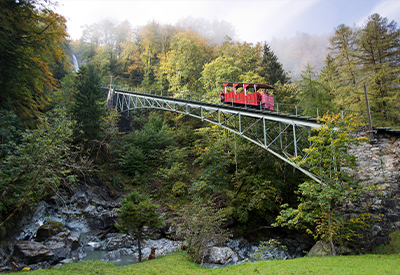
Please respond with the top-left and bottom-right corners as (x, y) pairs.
(218, 81), (274, 90)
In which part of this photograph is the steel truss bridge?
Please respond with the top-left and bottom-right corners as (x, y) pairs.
(103, 86), (324, 182)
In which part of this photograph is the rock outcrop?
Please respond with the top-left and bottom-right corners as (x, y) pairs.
(206, 247), (239, 265)
(43, 231), (82, 262)
(13, 241), (54, 264)
(346, 129), (400, 249)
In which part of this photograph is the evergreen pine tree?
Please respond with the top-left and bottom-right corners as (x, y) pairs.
(328, 24), (362, 111)
(317, 55), (337, 110)
(298, 63), (332, 116)
(356, 13), (400, 114)
(72, 65), (105, 146)
(116, 191), (164, 262)
(257, 42), (290, 85)
(327, 15), (400, 117)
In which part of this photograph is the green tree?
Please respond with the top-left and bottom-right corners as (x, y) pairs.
(80, 18), (120, 75)
(191, 137), (233, 198)
(257, 42), (290, 85)
(239, 71), (265, 84)
(222, 133), (307, 227)
(272, 81), (299, 105)
(0, 108), (75, 233)
(318, 54), (339, 110)
(0, 0), (69, 120)
(199, 57), (241, 102)
(0, 110), (23, 158)
(174, 201), (231, 264)
(116, 191), (164, 262)
(156, 146), (191, 194)
(328, 24), (361, 110)
(71, 65), (105, 147)
(118, 114), (173, 180)
(274, 113), (370, 255)
(298, 63), (333, 116)
(233, 41), (262, 73)
(219, 39), (262, 74)
(298, 63), (320, 105)
(116, 37), (144, 86)
(114, 20), (133, 61)
(159, 31), (211, 92)
(93, 108), (123, 163)
(138, 21), (164, 87)
(51, 70), (77, 110)
(356, 13), (400, 115)
(189, 127), (297, 227)
(327, 15), (400, 115)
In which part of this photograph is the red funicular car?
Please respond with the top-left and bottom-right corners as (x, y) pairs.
(218, 81), (274, 111)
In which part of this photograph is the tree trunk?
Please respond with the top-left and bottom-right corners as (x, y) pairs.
(99, 225), (114, 240)
(137, 234), (142, 262)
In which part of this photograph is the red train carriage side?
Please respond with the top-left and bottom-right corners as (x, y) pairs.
(218, 81), (274, 111)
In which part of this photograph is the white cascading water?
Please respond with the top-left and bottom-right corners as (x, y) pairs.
(72, 54), (79, 72)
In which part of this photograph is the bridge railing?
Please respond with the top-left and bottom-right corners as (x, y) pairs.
(104, 84), (400, 129)
(274, 103), (400, 128)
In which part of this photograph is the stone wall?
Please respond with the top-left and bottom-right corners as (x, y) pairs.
(347, 128), (400, 249)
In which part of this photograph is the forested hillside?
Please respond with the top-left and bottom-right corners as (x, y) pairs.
(69, 14), (399, 119)
(1, 0), (399, 267)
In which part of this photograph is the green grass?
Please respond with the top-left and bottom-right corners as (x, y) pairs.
(32, 252), (400, 275)
(31, 231), (400, 274)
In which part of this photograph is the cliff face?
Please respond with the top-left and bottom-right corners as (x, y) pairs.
(346, 129), (400, 249)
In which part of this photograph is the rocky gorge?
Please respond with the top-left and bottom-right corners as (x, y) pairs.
(0, 176), (302, 272)
(0, 128), (399, 272)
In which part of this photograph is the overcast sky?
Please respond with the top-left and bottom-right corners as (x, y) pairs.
(56, 0), (400, 43)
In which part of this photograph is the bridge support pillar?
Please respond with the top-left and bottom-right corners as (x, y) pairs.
(107, 89), (115, 109)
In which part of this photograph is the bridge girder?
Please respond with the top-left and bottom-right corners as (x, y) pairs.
(111, 89), (322, 182)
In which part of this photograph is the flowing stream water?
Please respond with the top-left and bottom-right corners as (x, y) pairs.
(82, 248), (138, 266)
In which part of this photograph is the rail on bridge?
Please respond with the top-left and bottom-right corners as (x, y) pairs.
(103, 85), (400, 183)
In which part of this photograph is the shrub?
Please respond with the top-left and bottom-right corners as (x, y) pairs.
(172, 181), (187, 197)
(174, 201), (231, 264)
(251, 239), (288, 261)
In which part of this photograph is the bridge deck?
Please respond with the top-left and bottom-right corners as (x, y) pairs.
(114, 89), (321, 129)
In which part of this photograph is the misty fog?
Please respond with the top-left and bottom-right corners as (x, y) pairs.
(270, 32), (331, 80)
(173, 17), (331, 80)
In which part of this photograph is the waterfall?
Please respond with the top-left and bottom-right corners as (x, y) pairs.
(72, 54), (79, 72)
